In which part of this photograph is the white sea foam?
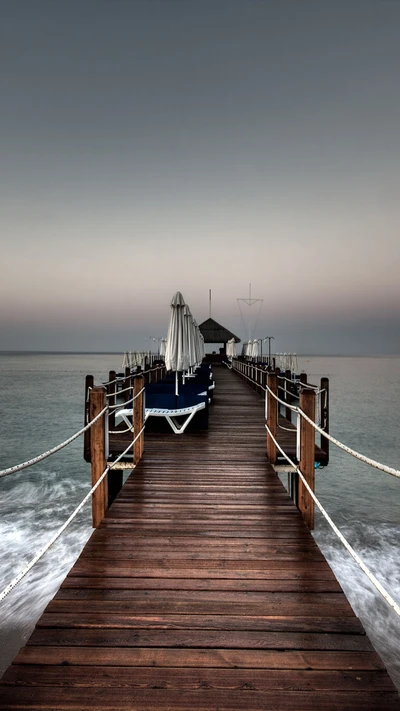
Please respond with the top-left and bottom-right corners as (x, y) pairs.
(0, 468), (93, 676)
(314, 519), (400, 690)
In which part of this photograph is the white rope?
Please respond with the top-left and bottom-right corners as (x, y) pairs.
(0, 407), (108, 479)
(102, 376), (124, 386)
(265, 423), (400, 618)
(0, 464), (110, 602)
(265, 383), (298, 412)
(236, 363), (400, 481)
(299, 409), (400, 480)
(109, 383), (132, 397)
(108, 386), (145, 409)
(0, 422), (146, 602)
(278, 423), (297, 432)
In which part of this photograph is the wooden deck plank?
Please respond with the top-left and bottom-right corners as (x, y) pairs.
(12, 647), (386, 670)
(1, 687), (400, 711)
(1, 366), (399, 710)
(2, 665), (394, 691)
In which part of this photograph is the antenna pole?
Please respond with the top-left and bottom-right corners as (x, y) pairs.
(209, 289), (211, 318)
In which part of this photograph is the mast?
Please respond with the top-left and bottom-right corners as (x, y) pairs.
(237, 283), (263, 343)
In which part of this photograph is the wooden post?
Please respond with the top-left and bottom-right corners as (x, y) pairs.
(134, 375), (144, 465)
(320, 377), (329, 463)
(298, 388), (315, 529)
(266, 373), (278, 464)
(107, 370), (116, 431)
(299, 372), (308, 385)
(89, 387), (108, 528)
(140, 379), (145, 458)
(107, 369), (123, 506)
(284, 369), (292, 422)
(84, 375), (94, 462)
(124, 366), (131, 403)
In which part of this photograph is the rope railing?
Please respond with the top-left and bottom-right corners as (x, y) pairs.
(265, 379), (400, 479)
(108, 386), (146, 434)
(102, 375), (124, 386)
(265, 422), (400, 618)
(0, 426), (144, 603)
(103, 364), (165, 388)
(244, 367), (400, 482)
(299, 408), (400, 480)
(0, 406), (108, 480)
(107, 383), (132, 397)
(107, 386), (145, 411)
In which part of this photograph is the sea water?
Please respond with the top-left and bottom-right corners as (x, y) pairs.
(0, 353), (399, 690)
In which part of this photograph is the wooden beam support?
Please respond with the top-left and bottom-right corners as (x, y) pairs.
(134, 375), (145, 465)
(298, 388), (315, 530)
(107, 370), (116, 431)
(89, 386), (108, 528)
(83, 375), (94, 463)
(266, 373), (277, 464)
(320, 377), (330, 463)
(124, 366), (131, 402)
(285, 369), (292, 422)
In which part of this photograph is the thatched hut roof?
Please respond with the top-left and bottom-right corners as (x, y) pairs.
(198, 318), (241, 344)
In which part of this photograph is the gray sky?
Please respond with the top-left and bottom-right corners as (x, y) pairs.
(1, 0), (399, 354)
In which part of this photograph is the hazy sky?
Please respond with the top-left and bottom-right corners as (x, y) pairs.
(1, 0), (399, 354)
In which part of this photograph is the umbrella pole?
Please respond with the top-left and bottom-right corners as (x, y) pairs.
(175, 371), (179, 397)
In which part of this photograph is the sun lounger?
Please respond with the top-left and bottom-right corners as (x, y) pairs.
(115, 391), (208, 435)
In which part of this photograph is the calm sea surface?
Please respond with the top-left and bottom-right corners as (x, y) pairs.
(0, 353), (399, 689)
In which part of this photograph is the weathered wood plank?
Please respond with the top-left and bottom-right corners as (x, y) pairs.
(1, 687), (399, 711)
(26, 628), (374, 650)
(2, 666), (394, 691)
(12, 647), (386, 670)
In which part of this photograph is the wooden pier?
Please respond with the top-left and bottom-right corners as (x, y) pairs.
(1, 367), (399, 709)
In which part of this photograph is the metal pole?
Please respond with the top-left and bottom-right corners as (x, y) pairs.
(264, 336), (274, 366)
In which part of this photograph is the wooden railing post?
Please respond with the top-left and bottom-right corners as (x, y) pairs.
(266, 373), (277, 464)
(134, 375), (145, 465)
(140, 379), (145, 458)
(284, 369), (292, 422)
(320, 377), (329, 463)
(89, 386), (108, 528)
(107, 369), (123, 506)
(84, 375), (94, 462)
(107, 370), (116, 431)
(299, 372), (307, 385)
(124, 366), (131, 402)
(298, 388), (315, 529)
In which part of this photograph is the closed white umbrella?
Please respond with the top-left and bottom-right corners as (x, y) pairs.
(122, 351), (129, 369)
(192, 319), (202, 365)
(199, 332), (205, 362)
(165, 291), (190, 395)
(226, 338), (236, 359)
(251, 339), (259, 360)
(159, 338), (166, 358)
(184, 305), (197, 371)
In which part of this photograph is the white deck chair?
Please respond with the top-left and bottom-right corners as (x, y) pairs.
(115, 399), (207, 435)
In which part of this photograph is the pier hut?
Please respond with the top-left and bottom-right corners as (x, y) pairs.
(1, 354), (400, 709)
(198, 317), (240, 358)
